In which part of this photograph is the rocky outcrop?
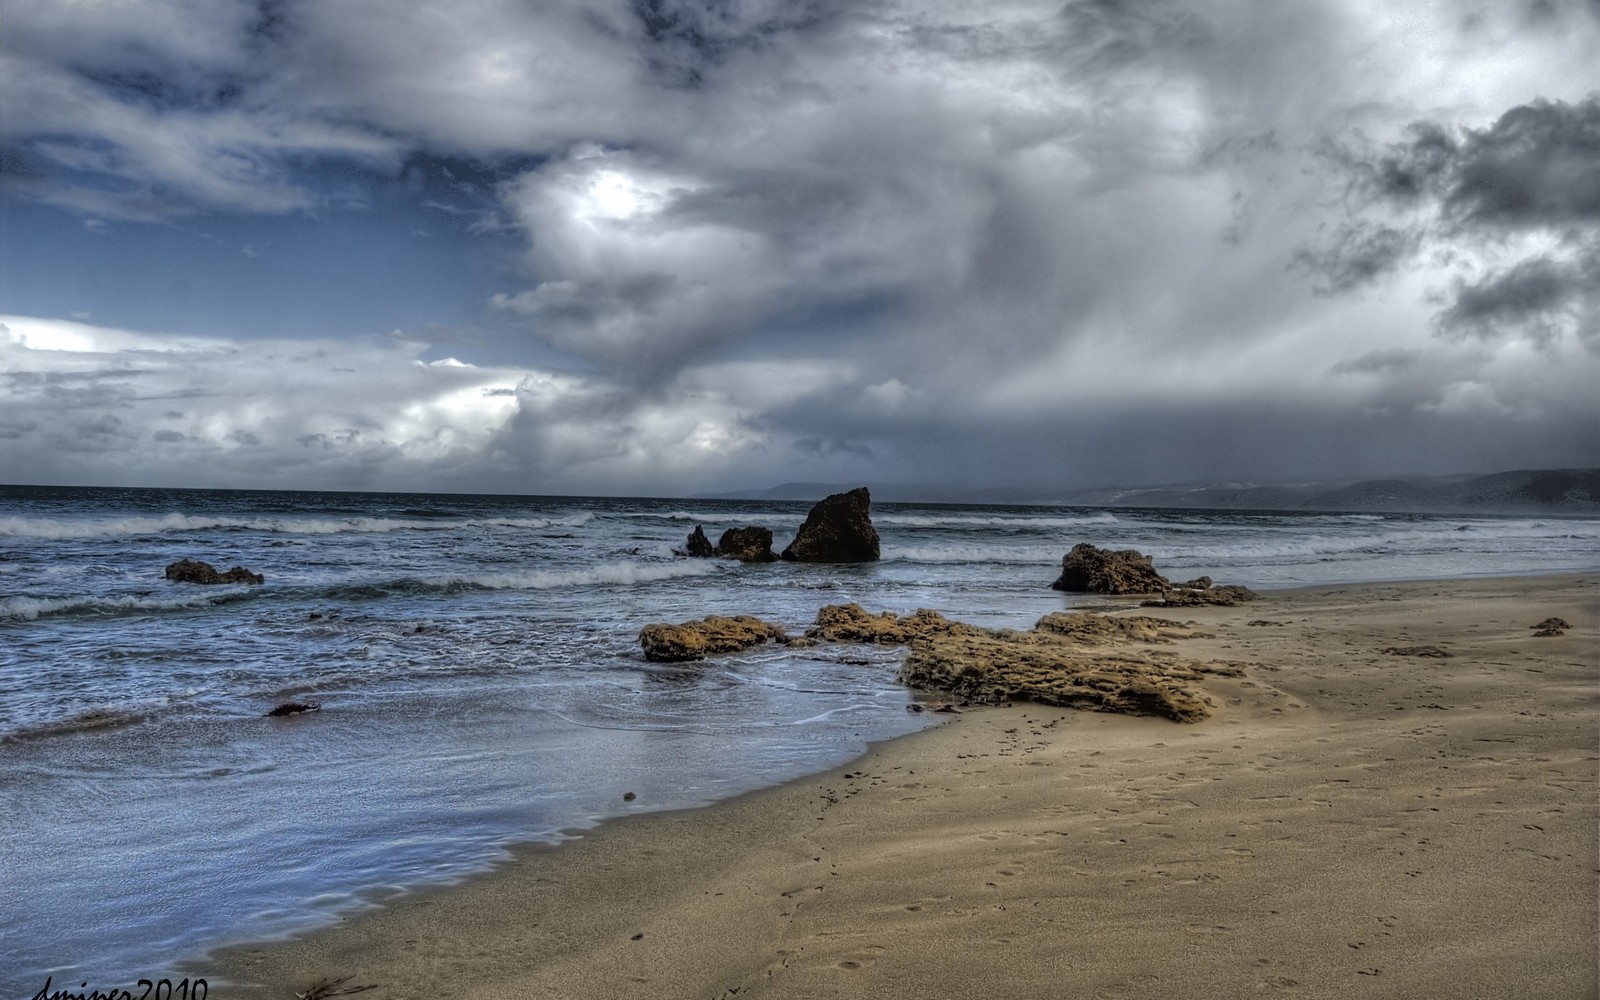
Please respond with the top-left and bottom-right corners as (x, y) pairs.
(799, 602), (1235, 722)
(715, 526), (778, 562)
(899, 630), (1242, 723)
(639, 615), (788, 662)
(1033, 611), (1210, 644)
(780, 488), (880, 563)
(683, 526), (715, 557)
(165, 558), (264, 585)
(1050, 544), (1169, 593)
(1141, 585), (1258, 608)
(806, 603), (983, 644)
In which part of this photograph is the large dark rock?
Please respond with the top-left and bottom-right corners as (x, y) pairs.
(165, 558), (264, 585)
(715, 526), (777, 562)
(683, 526), (715, 557)
(780, 487), (880, 563)
(1049, 543), (1169, 594)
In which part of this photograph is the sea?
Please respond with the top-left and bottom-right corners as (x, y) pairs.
(2, 484), (1597, 992)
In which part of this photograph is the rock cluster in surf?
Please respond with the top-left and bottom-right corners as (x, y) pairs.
(681, 525), (778, 562)
(680, 487), (879, 565)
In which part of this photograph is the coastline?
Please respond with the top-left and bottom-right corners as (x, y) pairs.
(202, 572), (1597, 999)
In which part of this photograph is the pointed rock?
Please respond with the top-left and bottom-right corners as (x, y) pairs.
(780, 487), (880, 563)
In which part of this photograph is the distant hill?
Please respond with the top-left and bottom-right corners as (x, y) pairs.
(698, 469), (1600, 513)
(1063, 468), (1599, 513)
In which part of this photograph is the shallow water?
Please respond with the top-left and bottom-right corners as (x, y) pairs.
(1, 485), (1595, 991)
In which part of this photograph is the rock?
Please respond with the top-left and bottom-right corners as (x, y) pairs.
(714, 526), (778, 562)
(1141, 585), (1259, 608)
(1033, 612), (1210, 644)
(1178, 576), (1213, 590)
(1050, 543), (1169, 593)
(266, 701), (319, 717)
(1530, 617), (1570, 636)
(683, 526), (714, 557)
(165, 558), (264, 585)
(899, 630), (1242, 723)
(780, 487), (880, 563)
(1382, 645), (1452, 658)
(806, 603), (981, 644)
(638, 615), (787, 662)
(801, 602), (1238, 722)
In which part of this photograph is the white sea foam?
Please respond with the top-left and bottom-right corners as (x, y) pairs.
(875, 512), (1119, 528)
(883, 544), (1063, 565)
(432, 560), (723, 591)
(0, 592), (245, 620)
(1153, 519), (1600, 564)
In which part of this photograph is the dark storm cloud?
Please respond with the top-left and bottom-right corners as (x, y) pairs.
(1367, 97), (1600, 229)
(1293, 223), (1421, 294)
(1306, 94), (1600, 357)
(3, 2), (1598, 492)
(1439, 246), (1600, 346)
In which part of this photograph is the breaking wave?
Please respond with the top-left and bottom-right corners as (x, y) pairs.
(324, 560), (724, 598)
(2, 706), (152, 743)
(875, 512), (1119, 529)
(0, 512), (594, 539)
(0, 591), (257, 621)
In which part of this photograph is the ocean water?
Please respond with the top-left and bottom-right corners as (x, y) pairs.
(1, 485), (1596, 991)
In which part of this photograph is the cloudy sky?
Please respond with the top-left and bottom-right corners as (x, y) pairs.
(2, 0), (1596, 497)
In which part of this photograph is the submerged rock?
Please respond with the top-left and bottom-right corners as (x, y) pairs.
(1050, 544), (1169, 594)
(683, 526), (715, 557)
(780, 487), (880, 563)
(639, 615), (788, 662)
(165, 558), (264, 585)
(715, 526), (778, 562)
(266, 701), (320, 717)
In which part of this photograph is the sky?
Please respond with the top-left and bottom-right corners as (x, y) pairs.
(1, 0), (1597, 498)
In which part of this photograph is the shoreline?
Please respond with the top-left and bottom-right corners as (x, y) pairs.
(202, 572), (1597, 999)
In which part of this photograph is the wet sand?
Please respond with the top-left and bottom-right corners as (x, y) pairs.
(205, 574), (1598, 999)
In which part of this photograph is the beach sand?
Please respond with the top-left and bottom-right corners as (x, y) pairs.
(205, 574), (1598, 999)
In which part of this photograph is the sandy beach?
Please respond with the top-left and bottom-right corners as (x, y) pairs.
(205, 573), (1597, 999)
